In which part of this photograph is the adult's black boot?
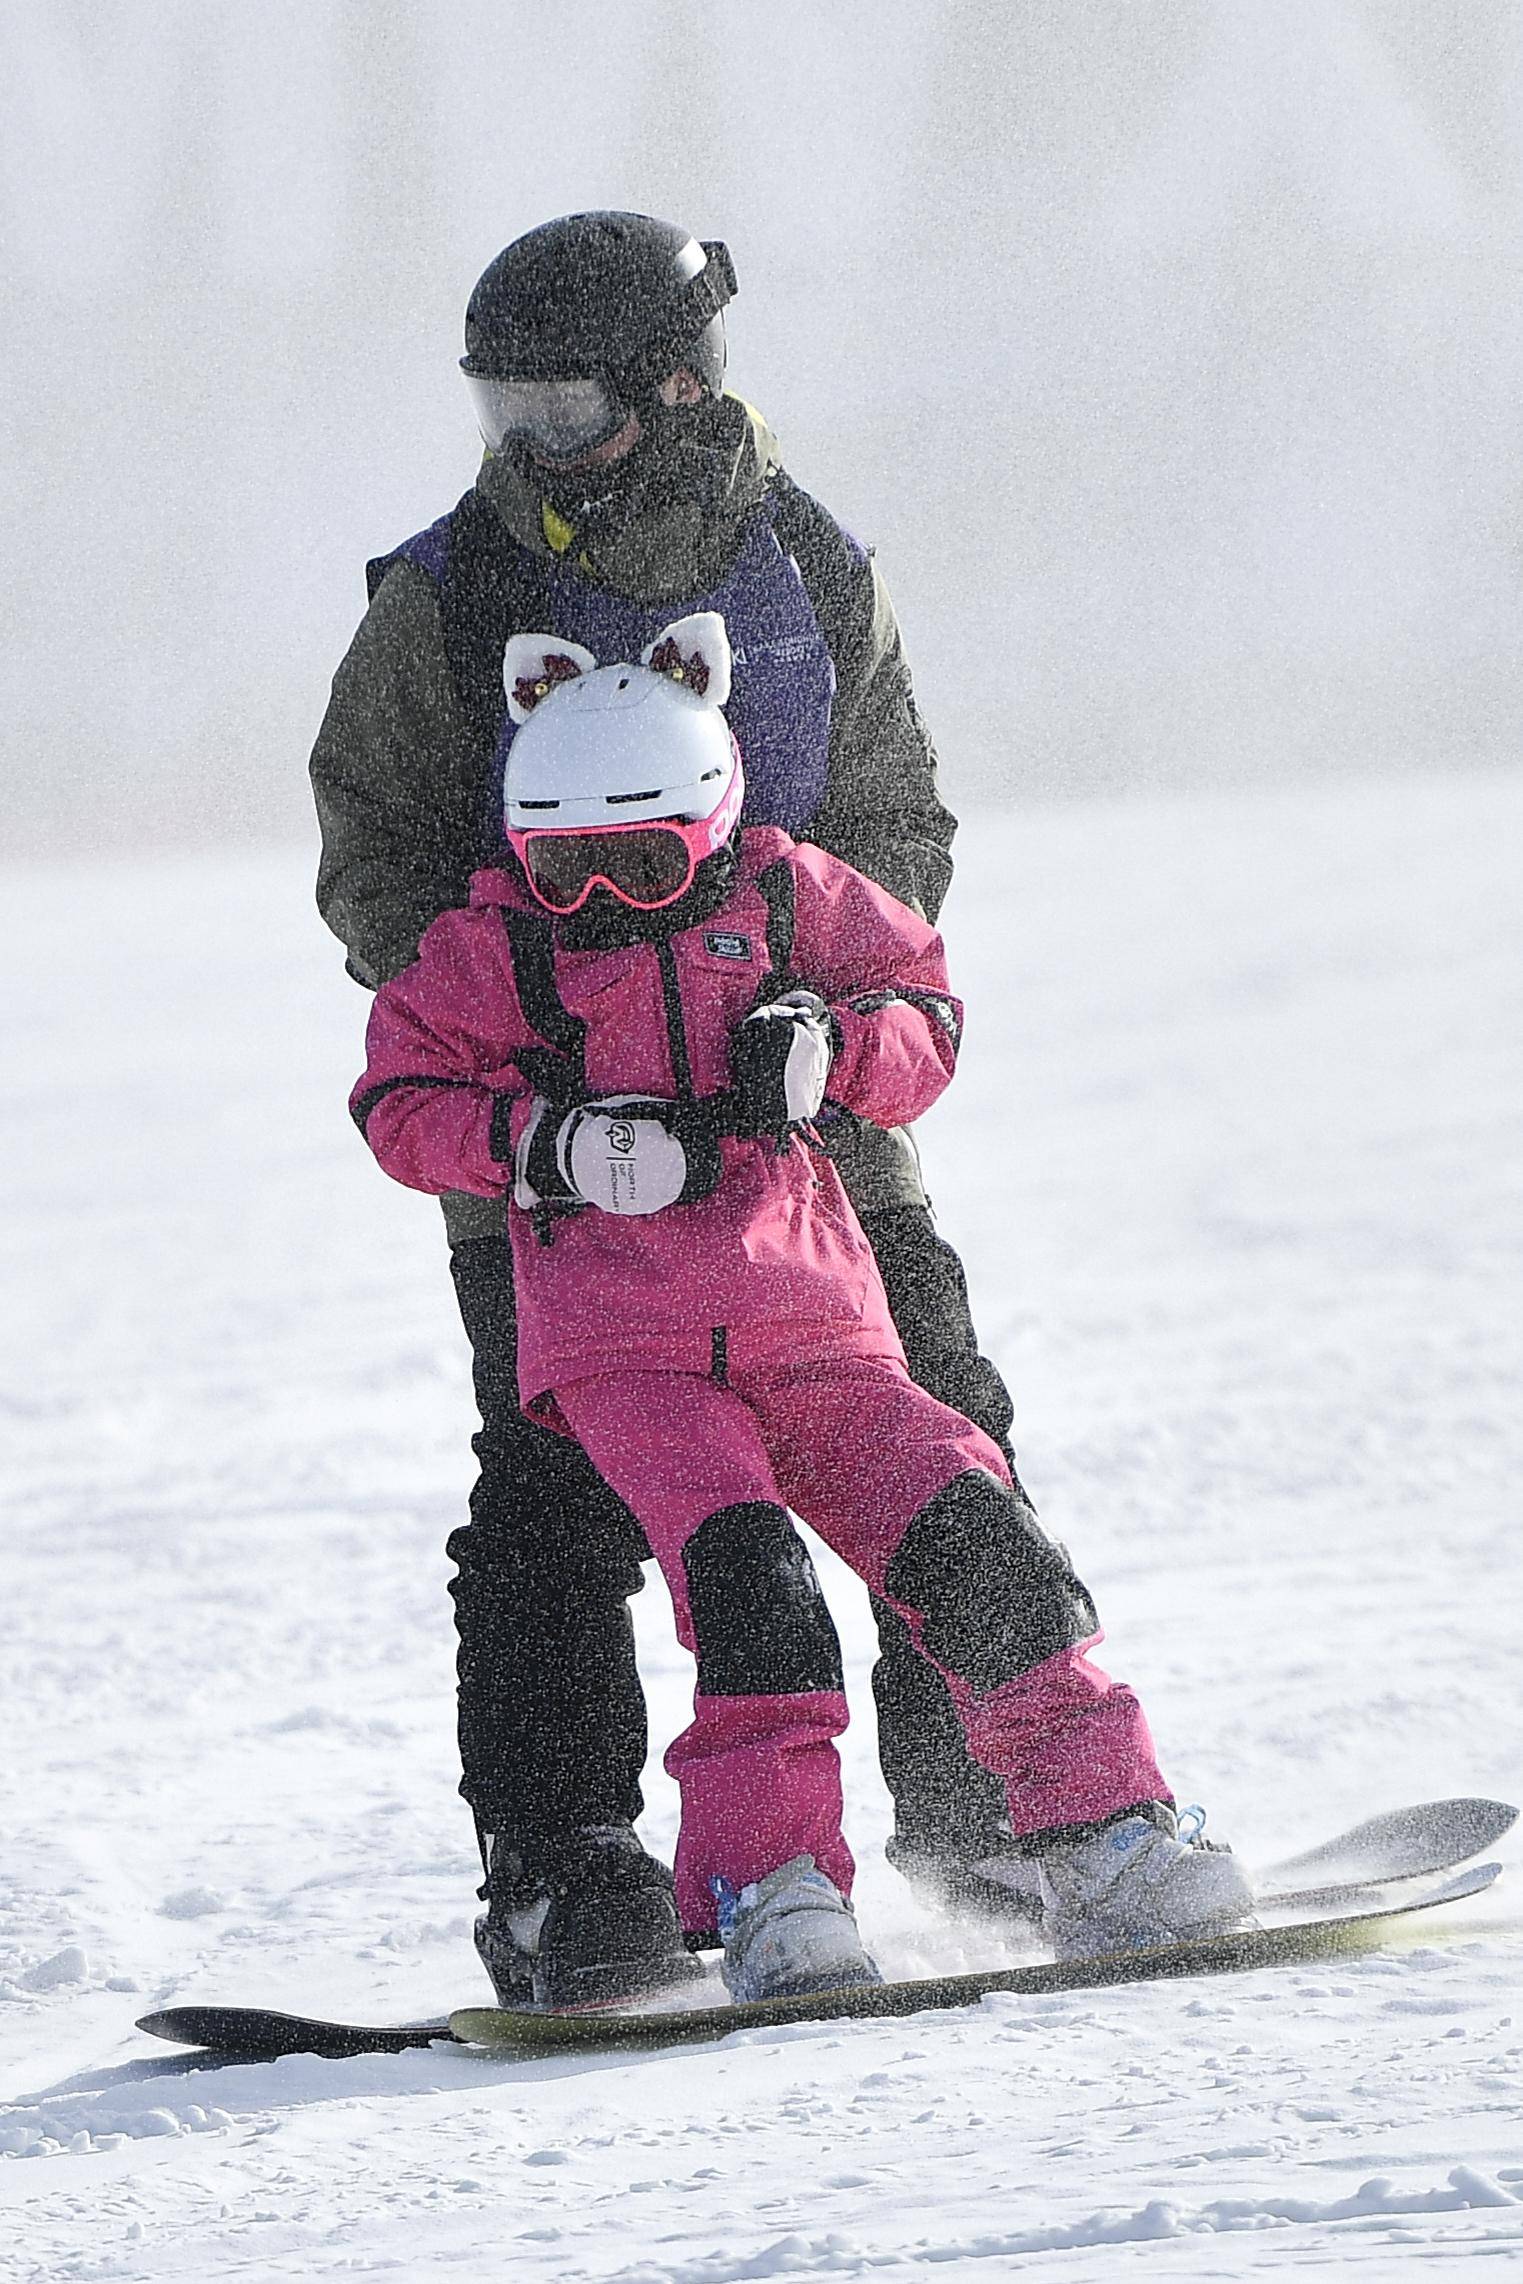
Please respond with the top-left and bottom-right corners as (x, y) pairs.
(474, 1825), (706, 2010)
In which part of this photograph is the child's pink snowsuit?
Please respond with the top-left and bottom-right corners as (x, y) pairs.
(354, 829), (1165, 1928)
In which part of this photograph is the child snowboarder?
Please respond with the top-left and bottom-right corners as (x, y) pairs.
(351, 611), (1254, 2005)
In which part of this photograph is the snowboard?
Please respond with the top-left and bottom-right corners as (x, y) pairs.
(451, 1862), (1504, 2056)
(1250, 1793), (1514, 1910)
(135, 1796), (1514, 2062)
(131, 2004), (455, 2062)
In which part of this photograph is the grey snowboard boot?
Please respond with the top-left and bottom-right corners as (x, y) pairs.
(1030, 1804), (1255, 1960)
(716, 1856), (883, 2004)
(474, 1825), (705, 2010)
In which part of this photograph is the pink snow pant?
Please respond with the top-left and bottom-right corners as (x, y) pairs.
(553, 1353), (1166, 1932)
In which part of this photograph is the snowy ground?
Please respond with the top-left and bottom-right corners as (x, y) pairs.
(3, 769), (1520, 2281)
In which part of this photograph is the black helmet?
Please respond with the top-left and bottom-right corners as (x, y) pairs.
(461, 211), (737, 463)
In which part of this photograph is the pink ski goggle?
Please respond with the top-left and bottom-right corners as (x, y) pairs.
(506, 816), (711, 913)
(508, 755), (744, 914)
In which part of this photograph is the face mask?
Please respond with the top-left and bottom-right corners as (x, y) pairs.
(518, 397), (722, 531)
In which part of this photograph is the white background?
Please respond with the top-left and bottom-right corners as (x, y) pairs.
(4, 0), (1521, 846)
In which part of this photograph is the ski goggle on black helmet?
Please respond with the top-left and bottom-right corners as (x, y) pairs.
(460, 211), (736, 462)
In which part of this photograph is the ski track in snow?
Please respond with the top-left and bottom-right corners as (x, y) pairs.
(2, 771), (1521, 2281)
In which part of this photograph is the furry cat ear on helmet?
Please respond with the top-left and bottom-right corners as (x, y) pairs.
(501, 635), (599, 724)
(640, 612), (731, 707)
(503, 614), (733, 728)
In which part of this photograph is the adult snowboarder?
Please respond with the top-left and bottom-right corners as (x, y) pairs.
(310, 209), (1042, 2004)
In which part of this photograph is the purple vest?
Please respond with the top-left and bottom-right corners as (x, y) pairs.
(384, 495), (841, 839)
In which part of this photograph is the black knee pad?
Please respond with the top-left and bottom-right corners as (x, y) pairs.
(682, 1503), (845, 1697)
(882, 1470), (1098, 1693)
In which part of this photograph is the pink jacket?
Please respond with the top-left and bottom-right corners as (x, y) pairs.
(352, 829), (962, 1407)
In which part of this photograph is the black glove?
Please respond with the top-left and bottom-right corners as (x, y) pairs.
(728, 991), (837, 1137)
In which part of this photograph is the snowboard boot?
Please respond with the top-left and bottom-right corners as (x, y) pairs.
(715, 1856), (883, 2004)
(1028, 1803), (1255, 1960)
(886, 1824), (1045, 1927)
(474, 1825), (706, 2010)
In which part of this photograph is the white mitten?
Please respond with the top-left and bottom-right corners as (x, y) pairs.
(514, 1094), (726, 1218)
(559, 1100), (689, 1216)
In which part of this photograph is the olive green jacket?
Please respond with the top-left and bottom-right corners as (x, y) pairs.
(310, 402), (956, 1241)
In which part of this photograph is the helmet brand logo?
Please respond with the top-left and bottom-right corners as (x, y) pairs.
(608, 1120), (637, 1156)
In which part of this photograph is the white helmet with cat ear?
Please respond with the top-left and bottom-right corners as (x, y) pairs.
(501, 611), (742, 836)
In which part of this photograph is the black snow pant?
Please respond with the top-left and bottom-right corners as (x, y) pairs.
(447, 1204), (1018, 1871)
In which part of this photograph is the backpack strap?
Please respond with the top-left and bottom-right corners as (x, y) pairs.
(443, 488), (554, 739)
(499, 908), (587, 1105)
(494, 907), (591, 1247)
(366, 488), (553, 745)
(752, 856), (797, 1005)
